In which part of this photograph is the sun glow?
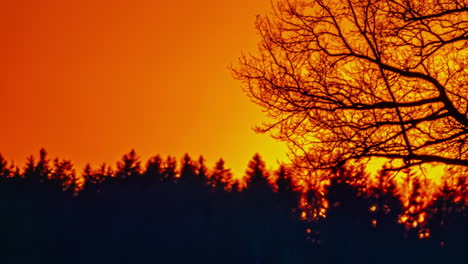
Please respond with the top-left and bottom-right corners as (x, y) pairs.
(296, 156), (465, 236)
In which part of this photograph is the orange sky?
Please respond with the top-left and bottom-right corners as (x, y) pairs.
(0, 0), (288, 177)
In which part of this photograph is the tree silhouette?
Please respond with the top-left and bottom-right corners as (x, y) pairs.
(276, 165), (300, 210)
(116, 149), (141, 181)
(210, 158), (232, 192)
(162, 156), (177, 183)
(366, 169), (406, 263)
(197, 156), (209, 185)
(368, 168), (404, 231)
(82, 164), (94, 184)
(0, 155), (9, 178)
(241, 154), (279, 262)
(143, 155), (164, 185)
(50, 158), (77, 193)
(233, 0), (468, 171)
(23, 148), (51, 184)
(244, 153), (273, 194)
(426, 179), (468, 261)
(180, 153), (206, 186)
(1, 149), (467, 263)
(322, 167), (370, 255)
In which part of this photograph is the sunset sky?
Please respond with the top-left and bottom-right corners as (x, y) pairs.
(1, 0), (289, 177)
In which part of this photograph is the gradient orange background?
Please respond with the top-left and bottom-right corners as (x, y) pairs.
(1, 0), (288, 177)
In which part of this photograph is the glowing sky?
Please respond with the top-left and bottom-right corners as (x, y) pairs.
(1, 0), (289, 177)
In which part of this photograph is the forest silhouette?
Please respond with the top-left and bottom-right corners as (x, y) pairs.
(1, 149), (467, 263)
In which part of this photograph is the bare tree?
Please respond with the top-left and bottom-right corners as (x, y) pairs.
(233, 0), (468, 172)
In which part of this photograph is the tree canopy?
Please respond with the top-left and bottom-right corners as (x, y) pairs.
(233, 0), (468, 171)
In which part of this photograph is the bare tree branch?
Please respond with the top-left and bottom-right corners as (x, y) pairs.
(233, 0), (468, 173)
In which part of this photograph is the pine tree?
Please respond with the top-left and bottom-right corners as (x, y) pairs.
(0, 154), (11, 180)
(244, 153), (272, 194)
(144, 155), (164, 185)
(50, 159), (76, 193)
(210, 158), (232, 192)
(161, 156), (177, 183)
(275, 165), (300, 210)
(180, 154), (198, 185)
(197, 156), (209, 186)
(116, 149), (141, 180)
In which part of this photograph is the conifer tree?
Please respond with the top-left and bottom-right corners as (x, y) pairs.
(244, 153), (272, 194)
(116, 149), (141, 180)
(276, 165), (300, 209)
(210, 158), (232, 192)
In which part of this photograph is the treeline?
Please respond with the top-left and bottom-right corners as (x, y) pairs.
(0, 149), (467, 264)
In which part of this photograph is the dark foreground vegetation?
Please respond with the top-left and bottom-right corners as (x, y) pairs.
(0, 149), (467, 264)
